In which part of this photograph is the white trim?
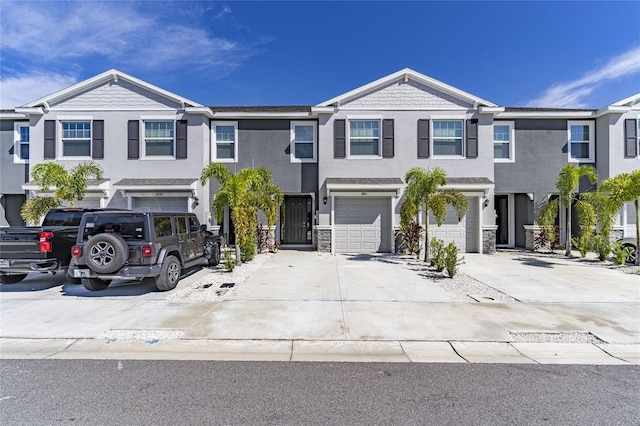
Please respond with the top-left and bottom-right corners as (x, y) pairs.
(567, 120), (595, 163)
(496, 111), (594, 119)
(290, 121), (317, 163)
(58, 119), (92, 160)
(13, 122), (29, 164)
(211, 121), (238, 163)
(318, 68), (497, 108)
(493, 121), (515, 163)
(611, 92), (640, 107)
(141, 119), (176, 160)
(495, 193), (515, 248)
(24, 68), (204, 109)
(211, 111), (312, 119)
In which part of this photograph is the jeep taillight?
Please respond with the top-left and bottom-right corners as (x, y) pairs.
(71, 246), (82, 257)
(39, 231), (53, 253)
(141, 245), (153, 257)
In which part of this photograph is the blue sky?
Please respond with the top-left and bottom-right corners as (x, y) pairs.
(1, 1), (639, 109)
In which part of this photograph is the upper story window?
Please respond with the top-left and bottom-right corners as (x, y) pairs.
(144, 121), (174, 157)
(291, 121), (317, 163)
(212, 121), (237, 162)
(433, 120), (463, 157)
(349, 119), (380, 157)
(568, 120), (594, 162)
(62, 121), (91, 157)
(13, 122), (29, 163)
(493, 121), (514, 162)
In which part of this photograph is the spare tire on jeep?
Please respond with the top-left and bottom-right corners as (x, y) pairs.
(84, 233), (129, 274)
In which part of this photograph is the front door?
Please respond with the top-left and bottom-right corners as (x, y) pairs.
(495, 195), (509, 246)
(284, 197), (310, 244)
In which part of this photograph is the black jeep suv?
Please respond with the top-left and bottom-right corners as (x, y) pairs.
(69, 211), (221, 291)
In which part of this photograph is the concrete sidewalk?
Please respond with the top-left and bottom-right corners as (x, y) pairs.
(1, 250), (639, 364)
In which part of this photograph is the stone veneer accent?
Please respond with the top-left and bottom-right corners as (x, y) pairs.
(315, 228), (331, 252)
(524, 225), (542, 251)
(482, 227), (497, 254)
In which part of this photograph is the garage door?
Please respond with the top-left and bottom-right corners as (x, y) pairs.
(428, 197), (478, 253)
(135, 197), (188, 212)
(65, 199), (100, 209)
(334, 197), (391, 253)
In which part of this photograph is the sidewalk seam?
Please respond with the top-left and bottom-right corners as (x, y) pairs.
(448, 341), (469, 363)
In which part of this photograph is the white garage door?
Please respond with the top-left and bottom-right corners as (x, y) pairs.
(334, 197), (391, 253)
(65, 199), (100, 208)
(428, 197), (478, 253)
(135, 197), (188, 212)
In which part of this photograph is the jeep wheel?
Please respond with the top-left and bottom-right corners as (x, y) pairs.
(82, 277), (112, 291)
(84, 233), (129, 274)
(208, 242), (221, 267)
(156, 255), (181, 291)
(623, 243), (637, 264)
(0, 273), (27, 284)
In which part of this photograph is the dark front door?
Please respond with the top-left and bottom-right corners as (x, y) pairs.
(284, 197), (310, 244)
(495, 195), (509, 246)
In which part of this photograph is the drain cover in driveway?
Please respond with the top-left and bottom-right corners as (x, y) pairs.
(220, 283), (235, 288)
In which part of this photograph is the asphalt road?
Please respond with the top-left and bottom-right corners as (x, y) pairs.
(2, 360), (638, 425)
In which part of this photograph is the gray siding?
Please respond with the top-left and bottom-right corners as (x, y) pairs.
(0, 119), (29, 194)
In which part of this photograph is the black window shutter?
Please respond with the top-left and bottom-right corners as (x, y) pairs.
(625, 119), (638, 158)
(417, 119), (430, 158)
(176, 120), (188, 159)
(44, 120), (56, 159)
(334, 119), (346, 158)
(92, 120), (104, 159)
(127, 120), (139, 159)
(466, 119), (478, 158)
(382, 119), (394, 158)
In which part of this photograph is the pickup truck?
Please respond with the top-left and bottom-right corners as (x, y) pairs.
(69, 211), (222, 291)
(0, 208), (108, 284)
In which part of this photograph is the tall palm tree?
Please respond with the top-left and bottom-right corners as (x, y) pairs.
(401, 167), (468, 263)
(600, 170), (640, 265)
(537, 164), (598, 256)
(21, 161), (104, 225)
(200, 164), (283, 265)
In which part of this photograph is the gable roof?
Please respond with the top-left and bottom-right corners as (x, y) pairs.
(610, 93), (640, 107)
(317, 68), (497, 108)
(22, 69), (204, 109)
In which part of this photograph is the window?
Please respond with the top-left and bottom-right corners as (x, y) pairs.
(568, 120), (594, 162)
(175, 216), (187, 234)
(493, 121), (514, 162)
(62, 121), (91, 157)
(145, 121), (174, 157)
(212, 121), (237, 162)
(13, 122), (29, 162)
(349, 119), (380, 157)
(154, 216), (173, 237)
(291, 121), (317, 162)
(433, 120), (463, 156)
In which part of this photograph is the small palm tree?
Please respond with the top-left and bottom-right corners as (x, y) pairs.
(537, 164), (598, 256)
(401, 167), (468, 263)
(200, 164), (283, 265)
(21, 161), (104, 225)
(600, 170), (640, 265)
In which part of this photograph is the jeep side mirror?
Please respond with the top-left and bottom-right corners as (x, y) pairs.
(201, 224), (207, 232)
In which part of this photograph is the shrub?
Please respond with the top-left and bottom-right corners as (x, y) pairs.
(534, 226), (559, 252)
(444, 242), (465, 278)
(241, 232), (256, 262)
(223, 247), (235, 272)
(256, 224), (269, 254)
(403, 221), (423, 257)
(430, 238), (446, 272)
(590, 235), (611, 262)
(571, 235), (590, 258)
(611, 240), (633, 265)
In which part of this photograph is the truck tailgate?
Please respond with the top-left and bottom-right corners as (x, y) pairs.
(0, 229), (44, 259)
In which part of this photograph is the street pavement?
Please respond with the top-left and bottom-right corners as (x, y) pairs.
(1, 250), (639, 364)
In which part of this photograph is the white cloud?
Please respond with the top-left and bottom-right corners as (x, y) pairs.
(0, 1), (263, 75)
(0, 72), (77, 109)
(526, 46), (640, 108)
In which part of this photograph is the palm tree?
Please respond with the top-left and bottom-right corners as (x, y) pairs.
(536, 164), (598, 256)
(600, 170), (640, 265)
(401, 167), (468, 263)
(200, 164), (283, 265)
(21, 161), (104, 225)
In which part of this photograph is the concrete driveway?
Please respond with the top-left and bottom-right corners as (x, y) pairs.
(1, 250), (639, 364)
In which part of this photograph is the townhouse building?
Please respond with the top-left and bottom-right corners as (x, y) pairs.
(1, 68), (638, 255)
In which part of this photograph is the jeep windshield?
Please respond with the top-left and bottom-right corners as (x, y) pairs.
(81, 214), (146, 241)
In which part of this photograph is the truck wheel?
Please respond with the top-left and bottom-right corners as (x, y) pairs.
(208, 242), (221, 267)
(82, 278), (111, 291)
(0, 274), (28, 284)
(156, 255), (180, 291)
(84, 233), (129, 274)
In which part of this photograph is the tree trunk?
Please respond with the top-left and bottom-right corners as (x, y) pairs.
(423, 213), (430, 263)
(565, 201), (572, 256)
(633, 198), (640, 266)
(235, 244), (242, 266)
